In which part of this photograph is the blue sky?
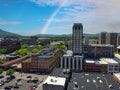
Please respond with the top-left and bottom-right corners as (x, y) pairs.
(0, 0), (120, 35)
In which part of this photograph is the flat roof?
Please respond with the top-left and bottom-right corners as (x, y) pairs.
(99, 60), (108, 64)
(50, 68), (70, 78)
(67, 73), (120, 90)
(100, 58), (118, 64)
(43, 76), (66, 86)
(90, 44), (113, 47)
(63, 50), (73, 57)
(85, 58), (118, 64)
(115, 54), (120, 59)
(117, 46), (120, 49)
(86, 60), (95, 63)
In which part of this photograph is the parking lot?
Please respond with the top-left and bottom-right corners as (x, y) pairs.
(0, 71), (48, 90)
(67, 72), (120, 90)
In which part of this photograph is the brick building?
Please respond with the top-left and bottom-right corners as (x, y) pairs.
(84, 44), (114, 58)
(0, 37), (21, 53)
(84, 58), (119, 73)
(22, 47), (61, 73)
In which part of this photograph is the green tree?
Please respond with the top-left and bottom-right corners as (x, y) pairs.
(21, 44), (28, 49)
(6, 69), (14, 76)
(31, 48), (38, 53)
(15, 48), (30, 56)
(0, 49), (7, 54)
(59, 45), (66, 50)
(0, 58), (7, 64)
(31, 45), (45, 54)
(0, 68), (3, 74)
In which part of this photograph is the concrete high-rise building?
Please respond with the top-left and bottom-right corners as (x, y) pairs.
(106, 33), (118, 51)
(99, 32), (118, 51)
(72, 23), (83, 55)
(60, 23), (84, 72)
(117, 33), (120, 46)
(99, 32), (107, 44)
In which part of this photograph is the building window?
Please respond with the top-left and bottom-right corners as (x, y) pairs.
(66, 58), (69, 68)
(74, 59), (76, 69)
(70, 58), (72, 69)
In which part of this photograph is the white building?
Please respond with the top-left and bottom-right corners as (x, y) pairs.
(60, 50), (83, 71)
(43, 76), (66, 90)
(72, 23), (83, 55)
(100, 58), (119, 73)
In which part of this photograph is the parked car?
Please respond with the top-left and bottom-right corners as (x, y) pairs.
(14, 85), (19, 88)
(109, 84), (114, 89)
(17, 82), (22, 86)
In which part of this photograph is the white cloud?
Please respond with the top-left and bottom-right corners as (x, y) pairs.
(30, 0), (120, 33)
(30, 0), (64, 6)
(0, 20), (22, 26)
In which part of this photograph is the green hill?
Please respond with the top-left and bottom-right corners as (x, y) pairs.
(0, 29), (25, 38)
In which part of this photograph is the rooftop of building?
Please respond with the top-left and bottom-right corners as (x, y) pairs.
(114, 54), (120, 62)
(89, 44), (113, 47)
(50, 68), (71, 79)
(67, 72), (120, 90)
(63, 50), (73, 57)
(37, 47), (59, 60)
(43, 76), (66, 86)
(73, 23), (82, 26)
(117, 46), (120, 49)
(100, 58), (118, 64)
(85, 58), (118, 64)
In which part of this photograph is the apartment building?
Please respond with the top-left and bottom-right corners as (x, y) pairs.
(22, 47), (61, 73)
(84, 44), (114, 58)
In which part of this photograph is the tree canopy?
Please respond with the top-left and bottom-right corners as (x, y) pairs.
(0, 58), (7, 64)
(0, 49), (7, 54)
(52, 44), (66, 51)
(0, 68), (3, 74)
(6, 68), (14, 76)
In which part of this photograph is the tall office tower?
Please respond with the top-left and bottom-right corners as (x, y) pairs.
(106, 33), (118, 51)
(99, 32), (107, 44)
(117, 33), (120, 46)
(72, 23), (83, 55)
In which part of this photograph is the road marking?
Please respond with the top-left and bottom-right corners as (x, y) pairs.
(93, 80), (96, 83)
(85, 74), (89, 76)
(81, 86), (84, 88)
(87, 79), (90, 83)
(99, 80), (102, 83)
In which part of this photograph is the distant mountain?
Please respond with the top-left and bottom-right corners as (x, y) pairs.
(84, 33), (98, 38)
(35, 34), (57, 38)
(35, 34), (72, 38)
(0, 29), (98, 39)
(35, 33), (98, 38)
(0, 29), (22, 38)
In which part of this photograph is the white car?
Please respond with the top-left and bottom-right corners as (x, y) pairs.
(17, 82), (22, 86)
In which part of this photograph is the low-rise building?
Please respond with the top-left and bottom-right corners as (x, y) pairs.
(22, 47), (61, 73)
(84, 58), (119, 73)
(84, 59), (107, 73)
(50, 68), (72, 82)
(43, 76), (66, 90)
